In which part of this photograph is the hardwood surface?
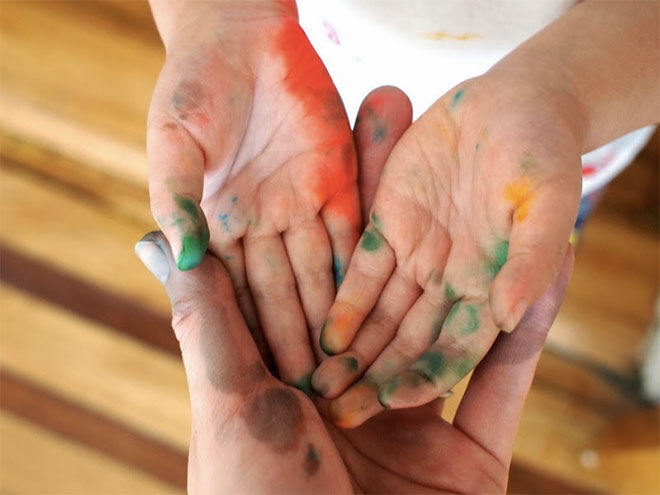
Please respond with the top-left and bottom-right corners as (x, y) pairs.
(1, 2), (658, 493)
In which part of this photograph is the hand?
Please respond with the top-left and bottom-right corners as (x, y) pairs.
(135, 87), (574, 493)
(314, 63), (583, 426)
(147, 0), (360, 386)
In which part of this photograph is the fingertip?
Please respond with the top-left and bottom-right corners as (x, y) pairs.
(176, 230), (210, 271)
(134, 232), (171, 285)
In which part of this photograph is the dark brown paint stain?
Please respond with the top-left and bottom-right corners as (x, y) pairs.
(304, 443), (321, 476)
(199, 314), (266, 393)
(172, 79), (206, 120)
(242, 387), (305, 453)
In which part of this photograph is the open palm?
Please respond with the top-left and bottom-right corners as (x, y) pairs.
(314, 72), (583, 426)
(147, 3), (360, 386)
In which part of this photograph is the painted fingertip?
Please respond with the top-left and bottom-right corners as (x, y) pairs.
(319, 321), (339, 356)
(377, 376), (400, 409)
(173, 193), (210, 271)
(293, 373), (315, 398)
(135, 238), (170, 285)
(310, 371), (330, 398)
(503, 298), (528, 333)
(177, 232), (209, 271)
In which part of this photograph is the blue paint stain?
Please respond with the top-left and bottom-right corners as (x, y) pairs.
(231, 196), (238, 205)
(218, 213), (231, 232)
(332, 255), (344, 287)
(451, 89), (464, 108)
(475, 142), (480, 151)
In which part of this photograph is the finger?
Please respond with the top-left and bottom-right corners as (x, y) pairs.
(322, 183), (362, 288)
(490, 167), (581, 331)
(454, 248), (574, 465)
(244, 233), (316, 392)
(147, 119), (209, 271)
(217, 240), (273, 369)
(378, 300), (500, 410)
(354, 86), (413, 218)
(319, 220), (396, 355)
(283, 218), (335, 359)
(311, 269), (420, 398)
(134, 232), (268, 410)
(326, 285), (461, 426)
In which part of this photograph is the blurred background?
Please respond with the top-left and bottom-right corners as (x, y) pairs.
(1, 1), (658, 493)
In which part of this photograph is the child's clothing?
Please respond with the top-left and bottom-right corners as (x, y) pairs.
(297, 0), (655, 236)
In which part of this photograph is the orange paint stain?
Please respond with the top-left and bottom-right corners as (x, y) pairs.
(423, 31), (482, 41)
(504, 178), (534, 223)
(328, 301), (361, 335)
(274, 21), (358, 223)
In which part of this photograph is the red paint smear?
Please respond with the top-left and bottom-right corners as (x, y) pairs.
(273, 21), (357, 220)
(582, 166), (595, 176)
(323, 20), (341, 45)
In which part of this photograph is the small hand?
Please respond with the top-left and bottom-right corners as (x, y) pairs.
(136, 86), (574, 493)
(314, 69), (582, 426)
(147, 1), (360, 386)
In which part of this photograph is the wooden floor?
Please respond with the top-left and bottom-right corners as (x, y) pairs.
(1, 2), (658, 493)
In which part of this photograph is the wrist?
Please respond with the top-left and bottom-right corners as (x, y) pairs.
(149, 0), (298, 53)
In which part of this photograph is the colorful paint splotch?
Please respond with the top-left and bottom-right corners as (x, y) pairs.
(504, 177), (534, 223)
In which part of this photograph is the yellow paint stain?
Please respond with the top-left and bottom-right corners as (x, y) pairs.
(504, 178), (534, 223)
(438, 123), (451, 142)
(423, 31), (483, 41)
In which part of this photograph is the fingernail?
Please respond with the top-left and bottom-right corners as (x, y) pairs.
(135, 239), (170, 285)
(439, 389), (454, 399)
(504, 299), (528, 333)
(173, 193), (209, 271)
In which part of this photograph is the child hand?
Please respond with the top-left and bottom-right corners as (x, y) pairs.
(147, 1), (359, 387)
(313, 69), (584, 427)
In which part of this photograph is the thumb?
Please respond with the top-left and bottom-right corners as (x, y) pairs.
(147, 117), (209, 272)
(354, 86), (412, 218)
(134, 231), (268, 407)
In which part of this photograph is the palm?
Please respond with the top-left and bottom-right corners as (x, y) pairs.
(148, 12), (359, 384)
(314, 78), (581, 427)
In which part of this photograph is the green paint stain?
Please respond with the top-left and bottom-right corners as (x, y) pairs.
(430, 319), (443, 342)
(343, 356), (359, 373)
(413, 351), (446, 380)
(462, 304), (480, 334)
(521, 153), (534, 173)
(444, 283), (457, 301)
(373, 125), (387, 143)
(173, 193), (209, 271)
(451, 89), (464, 108)
(360, 229), (382, 251)
(377, 376), (399, 407)
(371, 212), (383, 230)
(456, 359), (474, 377)
(488, 240), (509, 278)
(332, 255), (344, 286)
(475, 142), (480, 151)
(293, 373), (314, 398)
(445, 302), (461, 327)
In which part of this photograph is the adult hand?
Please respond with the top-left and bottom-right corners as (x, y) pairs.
(147, 0), (360, 385)
(314, 57), (583, 426)
(136, 86), (574, 493)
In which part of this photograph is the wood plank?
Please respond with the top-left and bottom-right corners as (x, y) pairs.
(0, 243), (179, 356)
(0, 1), (162, 187)
(0, 284), (191, 451)
(0, 411), (180, 494)
(1, 370), (187, 488)
(0, 164), (170, 316)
